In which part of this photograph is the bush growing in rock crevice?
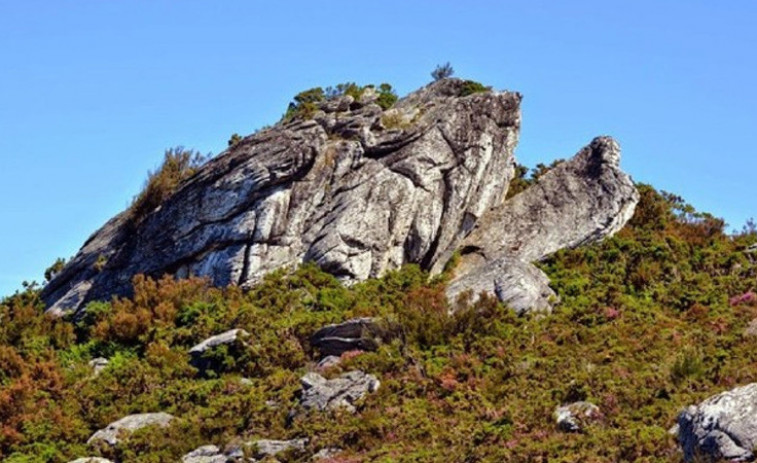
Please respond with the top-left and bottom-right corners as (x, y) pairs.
(129, 147), (209, 224)
(283, 82), (398, 121)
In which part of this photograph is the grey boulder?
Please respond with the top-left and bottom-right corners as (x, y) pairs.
(554, 401), (602, 433)
(300, 370), (380, 413)
(68, 459), (114, 463)
(87, 412), (174, 446)
(88, 357), (109, 376)
(678, 383), (757, 462)
(251, 438), (308, 458)
(222, 438), (308, 461)
(310, 317), (387, 357)
(181, 445), (226, 463)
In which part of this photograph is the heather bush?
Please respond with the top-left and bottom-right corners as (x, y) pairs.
(130, 147), (209, 224)
(431, 62), (454, 81)
(3, 184), (757, 461)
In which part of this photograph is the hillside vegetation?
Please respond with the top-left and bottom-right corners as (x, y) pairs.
(2, 184), (757, 462)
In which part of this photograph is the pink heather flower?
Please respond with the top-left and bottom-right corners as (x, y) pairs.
(730, 291), (757, 306)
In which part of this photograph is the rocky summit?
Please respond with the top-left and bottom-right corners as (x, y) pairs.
(41, 78), (638, 316)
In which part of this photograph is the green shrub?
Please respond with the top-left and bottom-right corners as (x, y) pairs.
(459, 79), (490, 96)
(284, 82), (398, 122)
(431, 62), (454, 81)
(283, 87), (325, 121)
(227, 133), (242, 147)
(130, 147), (209, 224)
(43, 258), (67, 282)
(375, 83), (398, 110)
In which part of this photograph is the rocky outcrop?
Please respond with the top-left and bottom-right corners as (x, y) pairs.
(554, 401), (603, 433)
(300, 370), (380, 413)
(42, 79), (637, 315)
(68, 459), (114, 463)
(446, 136), (638, 312)
(182, 439), (308, 462)
(310, 317), (387, 357)
(87, 412), (174, 447)
(678, 383), (757, 462)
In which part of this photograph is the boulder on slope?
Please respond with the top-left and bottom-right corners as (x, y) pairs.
(678, 383), (757, 462)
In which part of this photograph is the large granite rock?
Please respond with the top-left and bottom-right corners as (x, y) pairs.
(446, 136), (639, 312)
(678, 383), (757, 462)
(68, 459), (114, 463)
(300, 370), (380, 413)
(42, 79), (637, 315)
(87, 412), (174, 447)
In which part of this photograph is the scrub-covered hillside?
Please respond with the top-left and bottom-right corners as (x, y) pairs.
(2, 184), (757, 462)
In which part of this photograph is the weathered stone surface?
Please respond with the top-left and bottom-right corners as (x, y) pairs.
(68, 459), (114, 463)
(251, 438), (308, 458)
(312, 448), (342, 460)
(447, 256), (556, 313)
(41, 79), (521, 316)
(310, 317), (385, 357)
(189, 329), (249, 354)
(300, 370), (380, 413)
(87, 412), (174, 446)
(678, 383), (757, 462)
(554, 401), (602, 433)
(181, 445), (226, 463)
(182, 439), (308, 462)
(447, 136), (639, 312)
(42, 79), (637, 316)
(88, 357), (109, 376)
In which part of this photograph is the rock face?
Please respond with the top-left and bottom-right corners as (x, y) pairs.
(678, 383), (757, 462)
(446, 136), (639, 312)
(87, 412), (174, 446)
(41, 79), (637, 315)
(300, 370), (380, 413)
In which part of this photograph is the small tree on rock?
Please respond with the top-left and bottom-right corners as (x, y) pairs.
(431, 62), (455, 81)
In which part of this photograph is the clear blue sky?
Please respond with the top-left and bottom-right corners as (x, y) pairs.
(1, 1), (755, 297)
